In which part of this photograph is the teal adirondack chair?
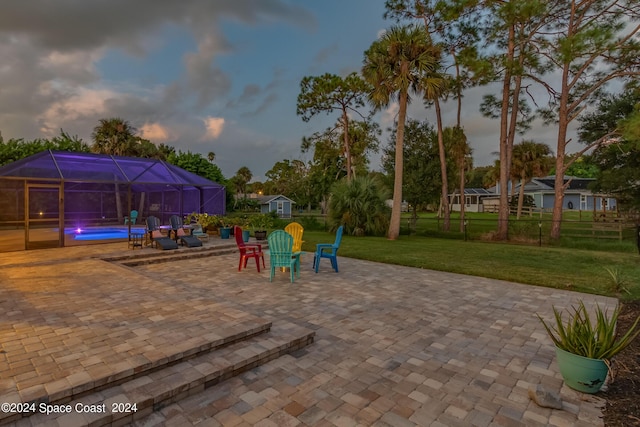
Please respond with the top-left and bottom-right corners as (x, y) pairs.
(267, 230), (302, 283)
(124, 210), (138, 225)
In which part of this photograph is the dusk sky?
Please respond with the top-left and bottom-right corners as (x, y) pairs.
(0, 0), (579, 181)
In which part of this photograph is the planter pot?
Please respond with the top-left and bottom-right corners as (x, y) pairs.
(555, 346), (609, 394)
(254, 230), (267, 241)
(219, 227), (231, 239)
(242, 230), (250, 243)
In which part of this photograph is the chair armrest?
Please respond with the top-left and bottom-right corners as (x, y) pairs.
(316, 243), (333, 250)
(244, 243), (263, 251)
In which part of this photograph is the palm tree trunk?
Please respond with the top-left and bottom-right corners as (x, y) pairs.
(388, 90), (408, 240)
(459, 160), (466, 232)
(435, 98), (450, 232)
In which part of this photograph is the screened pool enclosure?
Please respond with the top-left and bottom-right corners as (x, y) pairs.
(0, 151), (226, 252)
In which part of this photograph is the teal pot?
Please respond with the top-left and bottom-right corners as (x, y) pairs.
(555, 346), (609, 394)
(219, 227), (231, 239)
(242, 230), (250, 242)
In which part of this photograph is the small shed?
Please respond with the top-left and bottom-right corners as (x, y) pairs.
(449, 188), (495, 213)
(256, 195), (295, 218)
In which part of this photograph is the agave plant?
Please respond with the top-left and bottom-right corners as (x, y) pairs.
(537, 300), (640, 360)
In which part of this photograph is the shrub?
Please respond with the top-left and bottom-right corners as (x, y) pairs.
(328, 176), (390, 236)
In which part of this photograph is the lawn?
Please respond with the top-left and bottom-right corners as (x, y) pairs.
(300, 230), (640, 300)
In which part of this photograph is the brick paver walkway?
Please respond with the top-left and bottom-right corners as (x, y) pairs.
(0, 243), (615, 426)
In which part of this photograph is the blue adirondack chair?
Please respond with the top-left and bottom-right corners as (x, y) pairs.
(313, 225), (343, 273)
(267, 230), (302, 283)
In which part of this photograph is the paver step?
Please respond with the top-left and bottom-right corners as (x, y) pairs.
(13, 322), (314, 427)
(0, 318), (272, 426)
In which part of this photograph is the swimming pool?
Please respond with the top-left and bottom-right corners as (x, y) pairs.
(68, 227), (147, 241)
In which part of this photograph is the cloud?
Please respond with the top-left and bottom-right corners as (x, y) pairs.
(203, 117), (225, 140)
(381, 102), (399, 128)
(140, 122), (172, 142)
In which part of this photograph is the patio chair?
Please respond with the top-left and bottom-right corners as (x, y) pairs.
(284, 222), (304, 252)
(267, 230), (302, 283)
(234, 226), (265, 272)
(124, 210), (138, 225)
(146, 216), (178, 250)
(170, 215), (202, 247)
(313, 225), (343, 273)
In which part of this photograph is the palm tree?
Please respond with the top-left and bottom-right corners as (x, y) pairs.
(511, 140), (554, 219)
(234, 166), (253, 198)
(362, 25), (439, 240)
(423, 69), (449, 230)
(207, 151), (216, 163)
(91, 118), (137, 156)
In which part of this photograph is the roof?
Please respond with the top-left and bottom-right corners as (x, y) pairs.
(0, 150), (223, 188)
(256, 195), (295, 204)
(450, 188), (495, 196)
(517, 176), (595, 193)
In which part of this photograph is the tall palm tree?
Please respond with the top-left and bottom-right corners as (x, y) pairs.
(362, 24), (439, 240)
(511, 140), (554, 219)
(91, 118), (137, 156)
(423, 69), (449, 230)
(207, 151), (216, 163)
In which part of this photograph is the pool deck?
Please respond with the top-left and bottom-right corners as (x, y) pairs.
(0, 238), (615, 426)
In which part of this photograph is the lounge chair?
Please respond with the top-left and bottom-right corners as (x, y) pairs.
(170, 215), (202, 247)
(146, 216), (178, 250)
(192, 224), (209, 242)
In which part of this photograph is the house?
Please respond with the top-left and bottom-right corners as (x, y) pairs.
(449, 188), (496, 213)
(513, 176), (616, 211)
(255, 195), (295, 218)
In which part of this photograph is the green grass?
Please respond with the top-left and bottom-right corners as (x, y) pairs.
(300, 231), (640, 300)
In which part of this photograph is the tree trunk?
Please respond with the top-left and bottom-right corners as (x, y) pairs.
(497, 24), (516, 240)
(388, 90), (408, 240)
(342, 110), (352, 181)
(435, 98), (450, 232)
(459, 160), (466, 232)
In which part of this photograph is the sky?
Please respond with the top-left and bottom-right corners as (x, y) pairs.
(0, 0), (579, 182)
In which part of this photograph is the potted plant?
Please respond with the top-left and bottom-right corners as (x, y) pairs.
(250, 214), (274, 241)
(537, 300), (640, 393)
(186, 212), (220, 235)
(219, 216), (232, 239)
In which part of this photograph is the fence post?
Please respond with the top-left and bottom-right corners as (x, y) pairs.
(637, 224), (640, 255)
(538, 221), (542, 247)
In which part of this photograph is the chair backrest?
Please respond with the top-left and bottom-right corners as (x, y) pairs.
(169, 215), (183, 231)
(146, 215), (160, 232)
(130, 210), (138, 219)
(333, 225), (344, 248)
(284, 222), (304, 252)
(234, 226), (245, 248)
(267, 230), (294, 268)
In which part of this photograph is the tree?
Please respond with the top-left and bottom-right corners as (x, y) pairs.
(233, 166), (252, 197)
(579, 89), (640, 210)
(91, 118), (138, 156)
(167, 151), (225, 184)
(537, 0), (640, 238)
(0, 130), (90, 166)
(328, 176), (391, 236)
(466, 165), (494, 189)
(382, 119), (443, 223)
(297, 73), (371, 181)
(207, 151), (216, 163)
(445, 126), (472, 231)
(362, 24), (439, 240)
(510, 140), (554, 218)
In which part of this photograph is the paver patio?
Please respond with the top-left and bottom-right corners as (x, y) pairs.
(0, 241), (615, 426)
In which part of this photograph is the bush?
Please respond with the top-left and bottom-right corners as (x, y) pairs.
(328, 176), (390, 236)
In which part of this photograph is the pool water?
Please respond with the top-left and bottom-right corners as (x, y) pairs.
(68, 227), (147, 241)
